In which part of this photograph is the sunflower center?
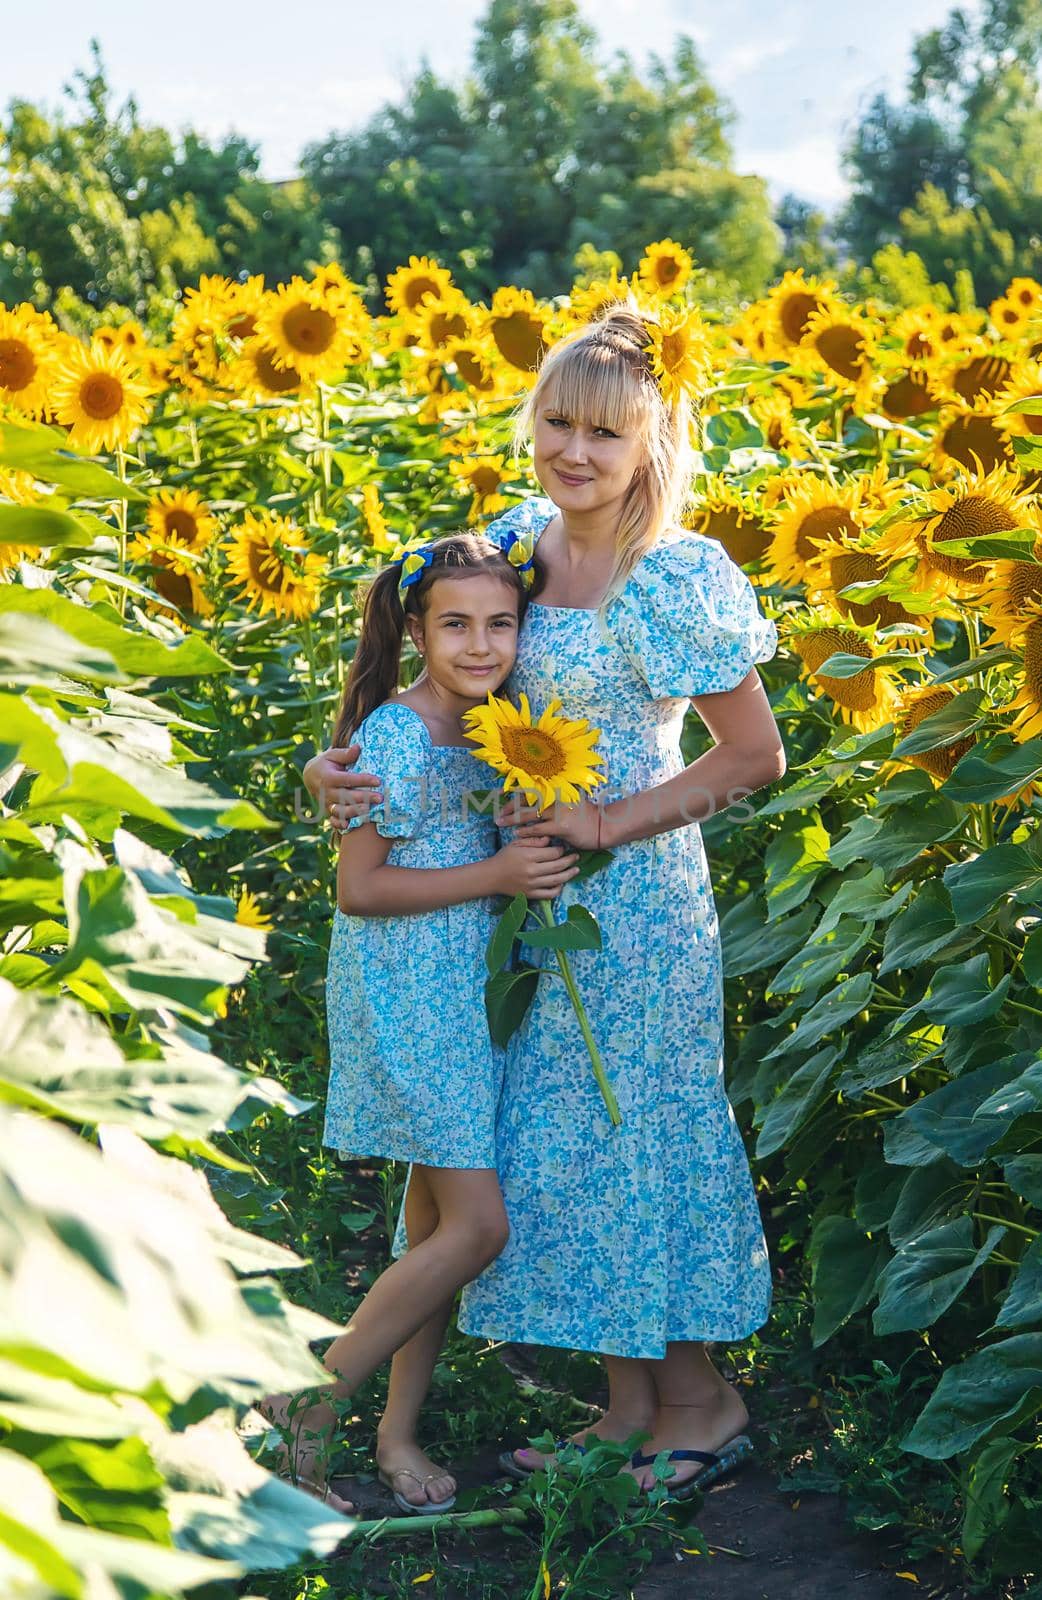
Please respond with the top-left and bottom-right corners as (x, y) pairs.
(882, 373), (935, 419)
(952, 355), (1012, 403)
(0, 338), (36, 393)
(925, 494), (1015, 579)
(1006, 561), (1042, 615)
(904, 331), (935, 359)
(282, 303), (336, 356)
(154, 562), (196, 614)
(780, 291), (819, 344)
(899, 687), (975, 779)
(491, 312), (545, 372)
(228, 312), (258, 340)
(795, 506), (859, 559)
(246, 540), (288, 594)
(255, 345), (301, 393)
(1024, 619), (1042, 705)
(468, 464), (505, 497)
(659, 329), (688, 374)
(405, 275), (441, 311)
(940, 413), (1010, 473)
(500, 726), (567, 779)
(655, 257), (681, 286)
(830, 550), (911, 626)
(703, 505), (771, 566)
(164, 509), (200, 542)
(80, 373), (125, 420)
(429, 309), (468, 347)
(815, 324), (866, 383)
(455, 348), (494, 390)
(794, 629), (878, 710)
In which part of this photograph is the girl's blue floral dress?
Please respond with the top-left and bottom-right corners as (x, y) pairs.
(324, 700), (501, 1169)
(457, 496), (778, 1358)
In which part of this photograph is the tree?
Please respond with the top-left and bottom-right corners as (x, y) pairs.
(841, 0), (1042, 298)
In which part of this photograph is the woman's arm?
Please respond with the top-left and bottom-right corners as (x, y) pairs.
(514, 669), (785, 851)
(338, 823), (580, 916)
(303, 745), (383, 831)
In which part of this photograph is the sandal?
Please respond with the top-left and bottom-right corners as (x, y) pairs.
(498, 1438), (587, 1480)
(632, 1432), (754, 1501)
(378, 1465), (457, 1515)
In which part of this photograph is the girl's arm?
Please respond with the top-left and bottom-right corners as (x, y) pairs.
(338, 822), (580, 916)
(512, 669), (785, 851)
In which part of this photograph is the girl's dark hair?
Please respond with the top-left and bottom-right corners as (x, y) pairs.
(333, 531), (534, 746)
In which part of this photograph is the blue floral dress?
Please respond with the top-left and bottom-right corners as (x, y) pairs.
(457, 496), (778, 1358)
(323, 700), (501, 1169)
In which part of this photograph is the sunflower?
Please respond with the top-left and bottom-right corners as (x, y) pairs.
(876, 364), (941, 421)
(128, 532), (213, 620)
(801, 303), (878, 402)
(385, 256), (456, 324)
(686, 480), (771, 568)
(994, 360), (1042, 441)
(360, 483), (397, 555)
(764, 270), (836, 353)
(310, 262), (358, 309)
(893, 685), (977, 782)
(764, 475), (868, 588)
(417, 291), (475, 350)
(225, 511), (327, 621)
(230, 338), (306, 401)
(975, 517), (1042, 645)
(813, 547), (925, 633)
(146, 488), (217, 552)
(990, 293), (1034, 340)
(446, 336), (500, 395)
(927, 396), (1015, 476)
(1008, 617), (1042, 742)
(235, 887), (273, 930)
(257, 277), (359, 382)
(890, 306), (947, 364)
(0, 306), (54, 417)
(1006, 277), (1042, 314)
(785, 614), (903, 732)
(940, 340), (1015, 406)
(448, 453), (512, 521)
(637, 239), (694, 300)
(486, 286), (552, 374)
(567, 270), (637, 327)
(462, 691), (606, 808)
(875, 463), (1035, 593)
(644, 305), (711, 408)
(224, 275), (268, 341)
(749, 390), (808, 455)
(49, 341), (153, 454)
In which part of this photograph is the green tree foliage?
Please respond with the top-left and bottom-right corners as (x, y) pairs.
(302, 0), (780, 299)
(841, 0), (1042, 299)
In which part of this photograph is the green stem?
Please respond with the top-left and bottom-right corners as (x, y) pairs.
(974, 1212), (1039, 1240)
(115, 446), (129, 619)
(536, 901), (620, 1128)
(299, 619), (327, 754)
(352, 1507), (528, 1539)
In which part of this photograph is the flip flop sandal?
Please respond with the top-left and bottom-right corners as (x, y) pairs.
(498, 1438), (588, 1480)
(378, 1465), (457, 1515)
(631, 1433), (754, 1501)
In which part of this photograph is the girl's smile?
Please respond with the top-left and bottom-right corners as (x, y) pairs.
(406, 572), (520, 718)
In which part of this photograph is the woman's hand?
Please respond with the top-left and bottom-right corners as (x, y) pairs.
(513, 798), (605, 852)
(302, 745), (384, 833)
(490, 835), (579, 900)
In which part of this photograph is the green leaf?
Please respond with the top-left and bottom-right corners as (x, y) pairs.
(1001, 392), (1042, 416)
(0, 504), (88, 548)
(767, 918), (871, 1003)
(888, 1160), (970, 1248)
(0, 615), (124, 687)
(705, 410), (764, 450)
(903, 1335), (1042, 1459)
(754, 1044), (841, 1158)
(755, 767), (839, 816)
(962, 1435), (1025, 1561)
(828, 794), (962, 874)
(572, 847), (613, 884)
(764, 813), (831, 919)
(0, 425), (146, 501)
(1011, 435), (1042, 468)
(891, 688), (986, 757)
(933, 525), (1042, 562)
(879, 880), (965, 974)
(943, 736), (1042, 804)
(522, 905), (602, 952)
(0, 589), (230, 678)
(811, 866), (913, 940)
(1024, 925), (1042, 989)
(1003, 1155), (1042, 1208)
(873, 1217), (1005, 1335)
(974, 1058), (1042, 1128)
(897, 1054), (1036, 1166)
(808, 1216), (889, 1346)
(838, 1035), (936, 1097)
(764, 970), (874, 1059)
(995, 1238), (1042, 1330)
(720, 899), (818, 979)
(815, 649), (916, 678)
(485, 964), (539, 1046)
(944, 845), (1042, 923)
(485, 893), (528, 976)
(897, 951), (1010, 1028)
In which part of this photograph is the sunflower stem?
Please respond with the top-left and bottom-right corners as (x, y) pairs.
(115, 446), (129, 619)
(299, 619), (327, 755)
(535, 900), (620, 1128)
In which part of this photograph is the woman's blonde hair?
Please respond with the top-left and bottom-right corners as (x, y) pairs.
(512, 298), (700, 605)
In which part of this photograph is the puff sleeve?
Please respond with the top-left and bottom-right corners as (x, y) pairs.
(347, 702), (431, 841)
(484, 494), (557, 548)
(611, 535), (777, 699)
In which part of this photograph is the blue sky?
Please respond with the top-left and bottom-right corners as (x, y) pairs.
(5, 0), (968, 207)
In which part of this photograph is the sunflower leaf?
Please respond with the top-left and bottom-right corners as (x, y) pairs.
(484, 964), (539, 1046)
(485, 893), (528, 976)
(932, 525), (1042, 562)
(815, 650), (917, 678)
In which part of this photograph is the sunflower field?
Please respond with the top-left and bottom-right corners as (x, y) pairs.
(2, 238), (1042, 1597)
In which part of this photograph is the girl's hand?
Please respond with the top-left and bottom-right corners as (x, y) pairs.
(491, 836), (579, 900)
(514, 799), (605, 852)
(302, 745), (384, 833)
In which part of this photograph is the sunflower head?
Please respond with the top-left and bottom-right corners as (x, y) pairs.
(462, 691), (606, 808)
(875, 462), (1036, 593)
(764, 270), (837, 354)
(446, 336), (500, 395)
(448, 453), (511, 521)
(234, 886), (273, 930)
(644, 304), (712, 408)
(893, 685), (977, 782)
(927, 395), (1015, 476)
(146, 488), (217, 552)
(686, 479), (771, 568)
(636, 239), (694, 300)
(1007, 616), (1042, 744)
(128, 532), (213, 621)
(486, 286), (552, 374)
(385, 256), (457, 324)
(784, 612), (903, 732)
(49, 341), (153, 454)
(994, 359), (1042, 441)
(801, 302), (879, 401)
(0, 306), (54, 418)
(257, 277), (360, 382)
(225, 511), (327, 621)
(230, 338), (307, 401)
(567, 269), (639, 327)
(360, 483), (397, 555)
(764, 474), (869, 589)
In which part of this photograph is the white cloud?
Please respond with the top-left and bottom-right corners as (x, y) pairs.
(738, 134), (847, 206)
(714, 36), (796, 87)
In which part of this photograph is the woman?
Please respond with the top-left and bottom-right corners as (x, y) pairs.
(304, 303), (786, 1499)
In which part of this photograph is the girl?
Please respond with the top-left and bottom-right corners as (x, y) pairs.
(304, 302), (786, 1501)
(265, 533), (578, 1514)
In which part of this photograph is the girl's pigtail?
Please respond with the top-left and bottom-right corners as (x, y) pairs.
(333, 567), (406, 746)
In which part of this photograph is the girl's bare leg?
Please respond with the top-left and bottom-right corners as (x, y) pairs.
(263, 1167), (507, 1505)
(375, 1166), (457, 1507)
(509, 1354), (657, 1471)
(631, 1341), (750, 1490)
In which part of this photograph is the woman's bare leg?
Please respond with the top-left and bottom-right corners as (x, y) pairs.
(632, 1341), (750, 1489)
(509, 1354), (657, 1471)
(375, 1167), (457, 1506)
(263, 1167), (507, 1505)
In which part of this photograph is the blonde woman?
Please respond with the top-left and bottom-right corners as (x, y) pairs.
(304, 304), (786, 1501)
